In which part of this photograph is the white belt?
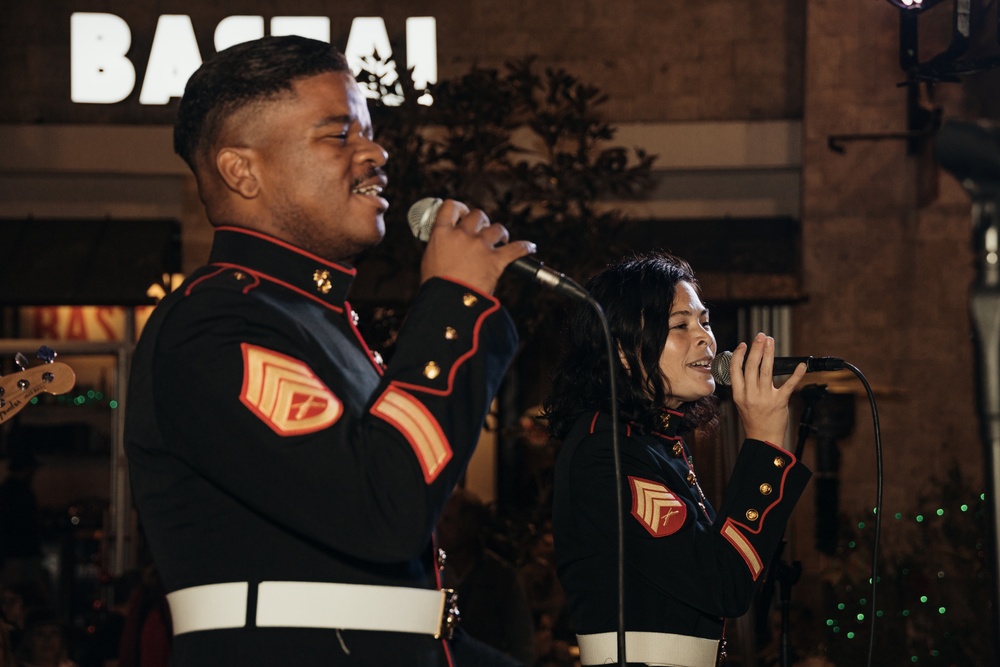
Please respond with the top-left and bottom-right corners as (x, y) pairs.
(576, 631), (719, 667)
(166, 581), (458, 638)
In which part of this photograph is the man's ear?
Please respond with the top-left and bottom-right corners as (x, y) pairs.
(215, 148), (260, 199)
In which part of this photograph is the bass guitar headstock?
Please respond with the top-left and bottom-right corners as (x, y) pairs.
(0, 346), (77, 424)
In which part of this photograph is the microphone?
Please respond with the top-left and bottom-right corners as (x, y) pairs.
(407, 197), (590, 301)
(710, 350), (846, 386)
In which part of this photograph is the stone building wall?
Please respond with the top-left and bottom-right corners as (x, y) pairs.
(2, 0), (997, 658)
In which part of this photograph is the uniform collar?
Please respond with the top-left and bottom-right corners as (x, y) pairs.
(655, 408), (684, 439)
(208, 226), (356, 306)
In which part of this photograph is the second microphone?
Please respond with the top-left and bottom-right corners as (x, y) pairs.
(710, 350), (846, 386)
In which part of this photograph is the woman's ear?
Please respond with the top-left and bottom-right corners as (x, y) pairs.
(616, 342), (631, 374)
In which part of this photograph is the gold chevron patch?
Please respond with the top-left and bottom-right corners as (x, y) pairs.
(629, 476), (688, 537)
(371, 386), (452, 483)
(240, 344), (342, 436)
(721, 519), (764, 580)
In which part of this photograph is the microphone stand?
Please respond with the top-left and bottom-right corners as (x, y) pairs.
(760, 384), (826, 667)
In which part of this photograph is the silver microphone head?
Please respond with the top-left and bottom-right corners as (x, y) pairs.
(406, 197), (444, 242)
(711, 350), (733, 386)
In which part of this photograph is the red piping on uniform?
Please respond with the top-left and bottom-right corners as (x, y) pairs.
(727, 446), (798, 535)
(587, 412), (631, 437)
(215, 226), (357, 277)
(184, 267), (230, 296)
(208, 263), (346, 314)
(391, 298), (501, 397)
(345, 301), (384, 376)
(435, 276), (501, 309)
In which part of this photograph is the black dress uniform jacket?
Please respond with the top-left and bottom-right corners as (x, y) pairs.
(553, 409), (811, 661)
(125, 227), (519, 666)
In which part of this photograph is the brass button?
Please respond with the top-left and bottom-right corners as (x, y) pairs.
(351, 310), (360, 326)
(759, 483), (773, 495)
(773, 456), (786, 468)
(462, 293), (478, 307)
(672, 442), (684, 457)
(444, 327), (458, 340)
(233, 271), (246, 281)
(746, 509), (759, 521)
(423, 362), (441, 379)
(686, 472), (697, 487)
(373, 351), (384, 367)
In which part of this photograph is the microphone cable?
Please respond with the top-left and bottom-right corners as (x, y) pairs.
(579, 294), (628, 666)
(843, 363), (883, 667)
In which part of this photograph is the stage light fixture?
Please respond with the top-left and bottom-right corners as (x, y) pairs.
(885, 0), (944, 11)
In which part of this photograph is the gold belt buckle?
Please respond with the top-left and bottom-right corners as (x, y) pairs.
(434, 588), (460, 640)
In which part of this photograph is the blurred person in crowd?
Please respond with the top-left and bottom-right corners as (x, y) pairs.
(1, 582), (48, 657)
(16, 609), (78, 667)
(117, 564), (171, 667)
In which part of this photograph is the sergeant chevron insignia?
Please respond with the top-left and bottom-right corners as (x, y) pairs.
(239, 343), (343, 436)
(629, 476), (688, 537)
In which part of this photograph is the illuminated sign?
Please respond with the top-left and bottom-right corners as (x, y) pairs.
(70, 12), (437, 105)
(20, 306), (155, 342)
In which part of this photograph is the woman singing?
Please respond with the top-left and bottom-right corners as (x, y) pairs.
(544, 253), (811, 667)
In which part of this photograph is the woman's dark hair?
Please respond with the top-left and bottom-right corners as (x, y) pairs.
(174, 35), (351, 172)
(542, 252), (719, 439)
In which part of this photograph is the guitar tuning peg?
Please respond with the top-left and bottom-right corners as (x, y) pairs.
(14, 352), (29, 371)
(36, 346), (57, 363)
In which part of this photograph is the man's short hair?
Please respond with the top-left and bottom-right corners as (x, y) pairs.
(174, 35), (351, 172)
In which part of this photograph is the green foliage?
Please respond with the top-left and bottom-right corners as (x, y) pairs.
(817, 463), (995, 666)
(354, 53), (656, 341)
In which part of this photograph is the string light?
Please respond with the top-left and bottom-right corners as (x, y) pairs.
(825, 485), (989, 664)
(30, 391), (118, 409)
